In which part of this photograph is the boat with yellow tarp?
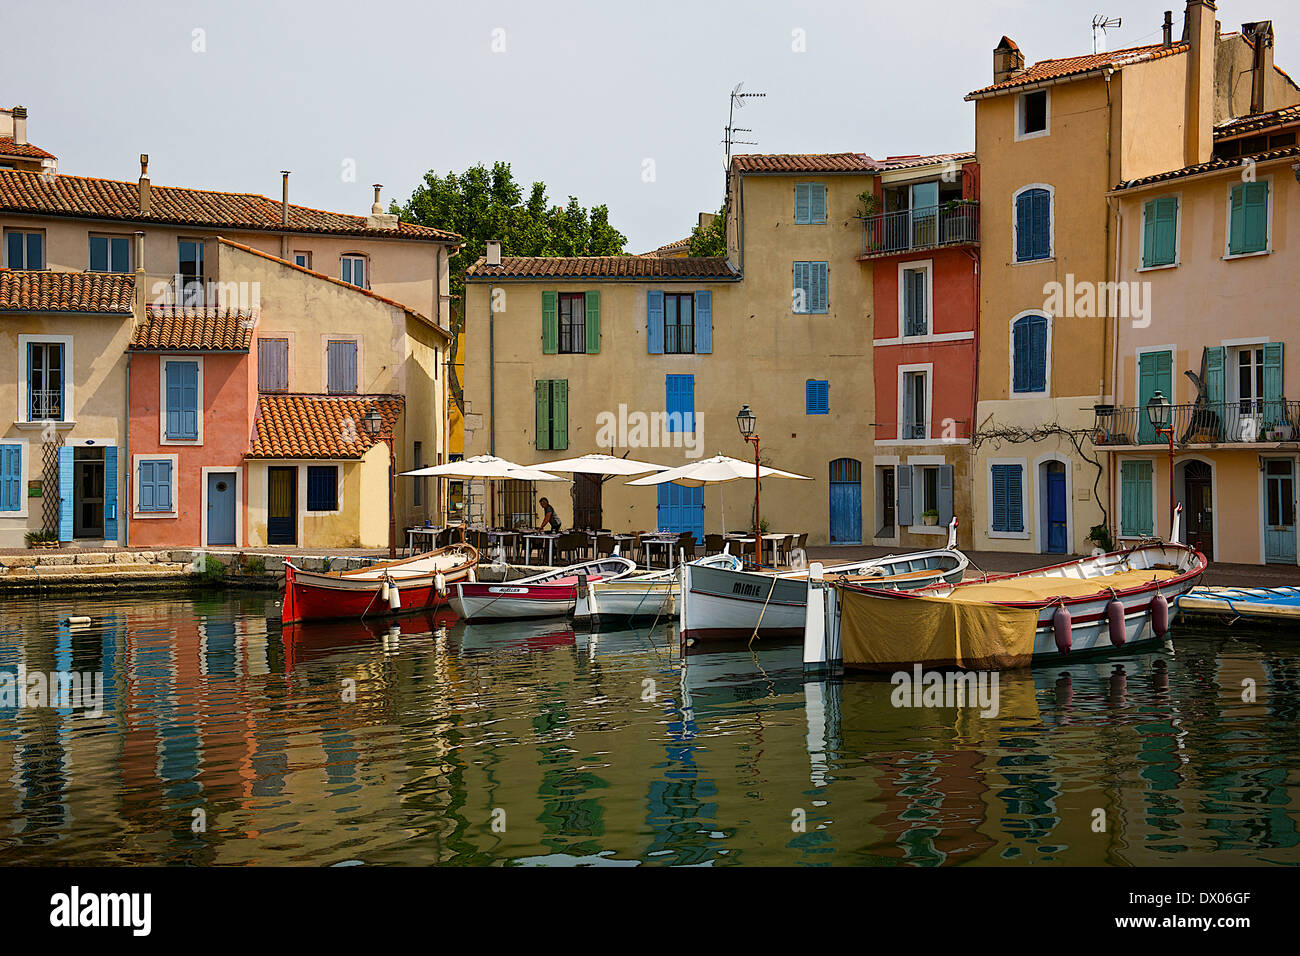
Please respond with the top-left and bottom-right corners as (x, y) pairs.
(804, 535), (1206, 674)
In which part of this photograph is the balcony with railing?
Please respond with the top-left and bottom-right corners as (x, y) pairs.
(1094, 401), (1300, 447)
(859, 201), (979, 259)
(664, 322), (694, 355)
(29, 389), (62, 421)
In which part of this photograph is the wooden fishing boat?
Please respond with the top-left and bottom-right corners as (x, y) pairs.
(1176, 585), (1300, 625)
(281, 544), (479, 624)
(679, 519), (968, 645)
(450, 555), (638, 621)
(574, 551), (743, 624)
(805, 535), (1206, 673)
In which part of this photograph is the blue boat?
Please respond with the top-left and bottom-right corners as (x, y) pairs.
(1177, 586), (1300, 624)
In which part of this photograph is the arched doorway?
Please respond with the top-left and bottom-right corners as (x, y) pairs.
(829, 458), (862, 544)
(1181, 460), (1214, 559)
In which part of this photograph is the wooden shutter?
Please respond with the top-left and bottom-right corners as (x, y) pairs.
(552, 380), (568, 449)
(541, 291), (558, 354)
(811, 184), (827, 224)
(1242, 181), (1269, 254)
(1142, 199), (1159, 267)
(694, 290), (713, 353)
(1015, 193), (1032, 261)
(815, 263), (829, 312)
(806, 380), (828, 415)
(792, 262), (808, 312)
(1264, 342), (1284, 423)
(897, 462), (913, 528)
(259, 338), (288, 390)
(328, 341), (357, 394)
(165, 362), (182, 438)
(938, 465), (954, 525)
(1153, 197), (1178, 266)
(534, 380), (551, 451)
(585, 291), (601, 354)
(795, 184), (810, 224)
(156, 460), (173, 511)
(1121, 460), (1153, 536)
(0, 445), (19, 511)
(647, 290), (665, 353)
(1138, 350), (1173, 443)
(180, 361), (199, 438)
(1032, 189), (1050, 259)
(103, 446), (117, 540)
(1012, 316), (1048, 392)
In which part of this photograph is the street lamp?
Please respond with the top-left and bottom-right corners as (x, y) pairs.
(1145, 390), (1177, 538)
(736, 405), (763, 566)
(365, 405), (398, 558)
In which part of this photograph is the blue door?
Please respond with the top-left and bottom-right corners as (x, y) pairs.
(207, 471), (237, 546)
(656, 482), (704, 542)
(1046, 467), (1068, 553)
(829, 458), (862, 544)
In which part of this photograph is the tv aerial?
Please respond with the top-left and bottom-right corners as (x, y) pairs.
(1092, 14), (1122, 54)
(724, 82), (766, 169)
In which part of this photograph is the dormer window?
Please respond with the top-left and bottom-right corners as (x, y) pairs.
(1016, 89), (1049, 140)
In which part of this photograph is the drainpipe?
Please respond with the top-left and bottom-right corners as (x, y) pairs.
(124, 230), (146, 548)
(488, 284), (496, 456)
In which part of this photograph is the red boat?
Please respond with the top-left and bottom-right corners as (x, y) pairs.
(282, 544), (479, 624)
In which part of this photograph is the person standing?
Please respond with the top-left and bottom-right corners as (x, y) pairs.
(537, 497), (562, 532)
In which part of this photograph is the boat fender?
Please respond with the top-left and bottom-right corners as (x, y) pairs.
(1053, 604), (1072, 655)
(388, 583), (401, 611)
(1152, 592), (1170, 637)
(380, 579), (390, 601)
(435, 571), (447, 597)
(1106, 599), (1126, 646)
(468, 568), (476, 583)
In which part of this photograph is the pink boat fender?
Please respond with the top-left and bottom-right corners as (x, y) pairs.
(1052, 604), (1072, 655)
(1106, 598), (1126, 646)
(1151, 592), (1170, 637)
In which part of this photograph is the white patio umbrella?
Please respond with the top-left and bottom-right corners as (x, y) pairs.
(625, 454), (810, 535)
(528, 453), (668, 476)
(399, 455), (564, 531)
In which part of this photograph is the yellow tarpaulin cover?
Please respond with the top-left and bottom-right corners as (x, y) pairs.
(838, 588), (1040, 671)
(949, 567), (1177, 603)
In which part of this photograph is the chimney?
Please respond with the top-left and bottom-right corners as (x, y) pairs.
(698, 211), (716, 232)
(365, 183), (398, 229)
(11, 105), (27, 146)
(485, 240), (502, 266)
(138, 154), (151, 215)
(1244, 21), (1275, 114)
(993, 36), (1025, 86)
(1183, 0), (1217, 166)
(1163, 11), (1173, 48)
(280, 170), (290, 226)
(133, 231), (146, 324)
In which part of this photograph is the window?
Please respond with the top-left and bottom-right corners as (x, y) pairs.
(646, 290), (711, 354)
(1266, 460), (1296, 528)
(138, 459), (174, 513)
(164, 359), (200, 441)
(412, 441), (423, 507)
(178, 240), (205, 305)
(1228, 180), (1270, 256)
(327, 340), (358, 394)
(258, 338), (289, 391)
(307, 465), (338, 511)
(901, 264), (929, 336)
(4, 229), (43, 269)
(666, 374), (695, 432)
(806, 380), (829, 415)
(1235, 345), (1266, 417)
(1141, 197), (1179, 268)
(1012, 313), (1049, 393)
(27, 342), (64, 421)
(1017, 89), (1049, 138)
(558, 292), (586, 354)
(875, 465), (896, 537)
(1014, 187), (1052, 261)
(0, 445), (21, 512)
(88, 234), (131, 273)
(293, 251), (312, 269)
(665, 293), (694, 354)
(1120, 460), (1153, 537)
(794, 183), (827, 224)
(341, 254), (368, 288)
(793, 261), (829, 314)
(499, 478), (536, 529)
(991, 463), (1024, 533)
(902, 370), (928, 439)
(535, 379), (568, 450)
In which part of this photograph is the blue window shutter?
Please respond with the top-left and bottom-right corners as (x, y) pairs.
(647, 290), (665, 353)
(181, 361), (199, 439)
(795, 184), (810, 224)
(139, 460), (155, 511)
(0, 445), (20, 512)
(58, 446), (73, 541)
(157, 460), (173, 511)
(103, 446), (117, 540)
(991, 466), (1007, 530)
(897, 464), (913, 525)
(1033, 189), (1050, 258)
(815, 262), (829, 312)
(694, 290), (713, 353)
(938, 465), (954, 524)
(682, 375), (694, 432)
(811, 184), (827, 224)
(806, 380), (829, 415)
(1029, 316), (1047, 391)
(1007, 466), (1024, 531)
(1015, 194), (1032, 261)
(665, 375), (678, 432)
(1012, 320), (1029, 392)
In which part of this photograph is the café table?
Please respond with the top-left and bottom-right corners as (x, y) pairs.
(520, 531), (560, 566)
(406, 526), (444, 556)
(639, 534), (681, 572)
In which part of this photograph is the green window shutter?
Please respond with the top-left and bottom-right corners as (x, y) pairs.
(585, 291), (600, 354)
(1154, 197), (1178, 265)
(541, 291), (558, 354)
(1228, 184), (1246, 254)
(1264, 343), (1284, 424)
(1142, 200), (1158, 267)
(552, 380), (568, 450)
(1242, 181), (1269, 254)
(1206, 346), (1226, 405)
(1137, 350), (1173, 443)
(535, 380), (551, 450)
(1121, 460), (1153, 536)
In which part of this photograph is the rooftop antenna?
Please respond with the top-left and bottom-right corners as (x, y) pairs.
(1092, 14), (1122, 54)
(723, 82), (765, 169)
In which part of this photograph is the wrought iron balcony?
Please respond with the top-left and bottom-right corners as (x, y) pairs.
(1093, 400), (1300, 446)
(860, 201), (979, 258)
(29, 389), (62, 421)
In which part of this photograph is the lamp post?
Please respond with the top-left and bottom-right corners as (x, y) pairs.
(1145, 390), (1176, 538)
(364, 406), (397, 558)
(736, 404), (763, 566)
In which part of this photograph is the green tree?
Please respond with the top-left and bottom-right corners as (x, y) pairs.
(687, 203), (728, 257)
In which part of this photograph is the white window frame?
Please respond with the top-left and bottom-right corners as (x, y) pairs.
(293, 251), (313, 270)
(872, 455), (900, 546)
(1014, 88), (1051, 142)
(1223, 174), (1274, 260)
(3, 227), (45, 269)
(905, 453), (948, 536)
(1136, 192), (1182, 272)
(1117, 456), (1157, 541)
(1008, 309), (1052, 398)
(16, 333), (74, 427)
(1010, 183), (1055, 264)
(341, 253), (370, 289)
(897, 258), (933, 339)
(87, 232), (134, 273)
(304, 463), (344, 516)
(159, 355), (204, 446)
(200, 466), (244, 547)
(896, 363), (933, 442)
(987, 458), (1030, 540)
(132, 453), (179, 519)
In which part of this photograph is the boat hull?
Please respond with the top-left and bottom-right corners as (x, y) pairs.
(282, 549), (478, 624)
(451, 582), (587, 621)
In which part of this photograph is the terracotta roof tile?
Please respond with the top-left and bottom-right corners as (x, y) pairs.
(130, 306), (256, 351)
(966, 41), (1188, 98)
(0, 137), (55, 160)
(248, 394), (403, 460)
(875, 152), (975, 170)
(731, 152), (877, 173)
(466, 255), (737, 280)
(1216, 104), (1300, 138)
(644, 236), (691, 257)
(1115, 144), (1300, 189)
(0, 169), (458, 242)
(0, 269), (134, 313)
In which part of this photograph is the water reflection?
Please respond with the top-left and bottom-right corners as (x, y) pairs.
(0, 590), (1297, 865)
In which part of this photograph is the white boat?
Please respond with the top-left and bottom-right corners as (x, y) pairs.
(805, 512), (1206, 673)
(679, 519), (968, 645)
(574, 551), (743, 625)
(450, 555), (637, 621)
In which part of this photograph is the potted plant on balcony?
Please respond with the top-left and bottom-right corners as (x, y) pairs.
(1266, 420), (1294, 442)
(921, 509), (940, 527)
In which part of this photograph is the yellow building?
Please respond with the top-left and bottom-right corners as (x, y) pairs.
(965, 1), (1299, 555)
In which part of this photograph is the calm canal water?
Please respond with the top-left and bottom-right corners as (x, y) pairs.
(0, 588), (1297, 866)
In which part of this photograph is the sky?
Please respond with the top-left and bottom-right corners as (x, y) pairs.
(3, 0), (1296, 253)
